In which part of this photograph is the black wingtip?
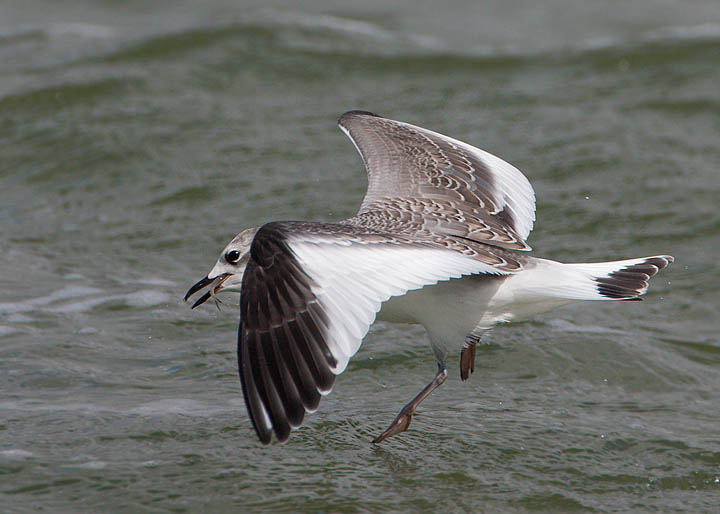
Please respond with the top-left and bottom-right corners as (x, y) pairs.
(258, 430), (272, 445)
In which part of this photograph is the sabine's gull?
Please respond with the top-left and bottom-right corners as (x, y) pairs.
(185, 111), (673, 444)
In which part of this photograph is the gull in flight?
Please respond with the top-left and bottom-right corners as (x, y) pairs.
(185, 111), (673, 444)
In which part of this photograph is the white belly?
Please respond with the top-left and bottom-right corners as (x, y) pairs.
(376, 271), (578, 358)
(377, 274), (505, 356)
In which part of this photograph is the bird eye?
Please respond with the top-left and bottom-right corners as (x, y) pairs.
(225, 250), (241, 264)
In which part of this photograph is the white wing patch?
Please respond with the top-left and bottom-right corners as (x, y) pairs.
(287, 237), (506, 374)
(398, 121), (537, 241)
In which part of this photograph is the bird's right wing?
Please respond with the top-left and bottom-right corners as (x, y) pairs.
(238, 221), (514, 444)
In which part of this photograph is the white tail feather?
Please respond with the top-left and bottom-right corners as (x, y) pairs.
(521, 255), (674, 301)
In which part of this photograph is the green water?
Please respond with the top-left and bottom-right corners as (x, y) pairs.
(1, 1), (719, 512)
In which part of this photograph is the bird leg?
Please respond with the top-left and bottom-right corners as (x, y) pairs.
(460, 338), (477, 381)
(372, 361), (448, 443)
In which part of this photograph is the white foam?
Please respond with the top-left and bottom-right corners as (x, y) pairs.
(576, 23), (720, 54)
(0, 398), (231, 417)
(0, 449), (34, 460)
(129, 277), (176, 287)
(0, 23), (114, 40)
(0, 326), (20, 337)
(547, 319), (626, 335)
(260, 9), (395, 41)
(7, 313), (33, 323)
(130, 398), (229, 417)
(644, 23), (720, 41)
(0, 285), (172, 315)
(67, 460), (107, 470)
(63, 273), (87, 280)
(47, 23), (115, 39)
(0, 285), (103, 314)
(123, 290), (171, 307)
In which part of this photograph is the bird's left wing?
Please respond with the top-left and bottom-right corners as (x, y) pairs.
(239, 221), (509, 444)
(338, 111), (536, 250)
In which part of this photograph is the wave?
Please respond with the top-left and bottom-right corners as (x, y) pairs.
(0, 283), (171, 319)
(0, 22), (115, 41)
(1, 11), (717, 108)
(4, 9), (719, 62)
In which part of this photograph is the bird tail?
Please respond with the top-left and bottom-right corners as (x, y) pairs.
(523, 255), (674, 301)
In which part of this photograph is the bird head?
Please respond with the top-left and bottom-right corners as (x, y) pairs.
(184, 226), (259, 308)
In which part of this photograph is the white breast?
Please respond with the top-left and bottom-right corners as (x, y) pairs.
(377, 274), (507, 356)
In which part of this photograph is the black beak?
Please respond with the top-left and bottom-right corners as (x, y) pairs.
(184, 276), (214, 308)
(184, 274), (232, 309)
(190, 291), (213, 309)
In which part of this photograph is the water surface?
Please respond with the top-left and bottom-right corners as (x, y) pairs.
(1, 1), (719, 512)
